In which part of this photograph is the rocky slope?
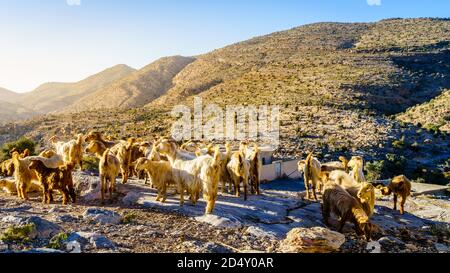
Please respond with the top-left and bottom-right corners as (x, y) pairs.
(397, 89), (450, 133)
(13, 64), (136, 114)
(64, 56), (195, 112)
(0, 173), (448, 253)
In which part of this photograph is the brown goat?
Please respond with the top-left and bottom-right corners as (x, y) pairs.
(85, 141), (120, 203)
(28, 160), (76, 205)
(84, 131), (116, 148)
(322, 182), (374, 241)
(247, 144), (261, 195)
(379, 175), (412, 214)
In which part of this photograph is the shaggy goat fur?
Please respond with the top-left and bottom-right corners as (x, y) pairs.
(11, 152), (39, 200)
(85, 141), (120, 203)
(329, 170), (375, 217)
(378, 175), (412, 214)
(156, 138), (222, 214)
(84, 131), (117, 148)
(110, 138), (136, 184)
(0, 159), (15, 177)
(0, 179), (41, 195)
(227, 142), (250, 200)
(134, 158), (175, 202)
(49, 134), (84, 169)
(298, 153), (325, 201)
(28, 160), (76, 205)
(247, 144), (261, 195)
(348, 156), (366, 183)
(220, 142), (233, 194)
(322, 182), (373, 240)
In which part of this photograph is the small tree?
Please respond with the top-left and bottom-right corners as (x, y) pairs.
(1, 137), (36, 161)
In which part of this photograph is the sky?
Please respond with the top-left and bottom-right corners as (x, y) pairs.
(0, 0), (449, 92)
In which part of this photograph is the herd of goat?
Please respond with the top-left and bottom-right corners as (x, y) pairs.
(0, 132), (412, 240)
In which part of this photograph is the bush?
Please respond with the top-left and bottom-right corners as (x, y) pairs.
(0, 224), (35, 243)
(82, 156), (99, 172)
(0, 137), (36, 162)
(365, 160), (385, 181)
(48, 232), (68, 249)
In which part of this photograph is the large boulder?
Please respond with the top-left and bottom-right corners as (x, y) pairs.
(20, 216), (63, 239)
(279, 227), (346, 253)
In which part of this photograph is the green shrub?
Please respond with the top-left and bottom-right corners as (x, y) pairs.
(0, 224), (35, 243)
(365, 160), (385, 181)
(392, 135), (405, 149)
(82, 156), (99, 172)
(1, 137), (36, 161)
(121, 212), (138, 224)
(48, 232), (68, 249)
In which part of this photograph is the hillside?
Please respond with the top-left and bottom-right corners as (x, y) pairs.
(64, 56), (195, 112)
(0, 100), (36, 124)
(0, 87), (20, 103)
(0, 18), (449, 184)
(13, 64), (136, 114)
(397, 89), (450, 133)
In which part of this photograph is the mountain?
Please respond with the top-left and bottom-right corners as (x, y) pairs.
(1, 18), (449, 184)
(64, 56), (195, 113)
(14, 64), (136, 114)
(0, 99), (36, 125)
(397, 89), (450, 133)
(0, 87), (20, 103)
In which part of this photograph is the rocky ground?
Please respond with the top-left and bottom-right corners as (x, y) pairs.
(0, 172), (449, 253)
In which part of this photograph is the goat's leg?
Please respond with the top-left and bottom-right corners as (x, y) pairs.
(100, 175), (106, 204)
(303, 174), (311, 200)
(61, 189), (69, 205)
(68, 186), (76, 204)
(400, 195), (406, 215)
(243, 178), (248, 201)
(21, 183), (28, 200)
(393, 194), (398, 211)
(41, 184), (48, 204)
(338, 213), (349, 233)
(321, 203), (330, 226)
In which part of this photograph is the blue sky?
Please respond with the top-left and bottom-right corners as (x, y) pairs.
(0, 0), (449, 92)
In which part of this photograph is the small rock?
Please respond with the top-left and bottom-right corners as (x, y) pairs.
(54, 214), (77, 223)
(0, 241), (8, 252)
(66, 241), (82, 253)
(434, 243), (449, 253)
(21, 216), (63, 239)
(194, 214), (242, 229)
(279, 227), (346, 253)
(83, 208), (121, 225)
(122, 191), (141, 206)
(405, 243), (418, 252)
(1, 215), (23, 225)
(366, 241), (381, 253)
(90, 235), (115, 249)
(67, 232), (96, 245)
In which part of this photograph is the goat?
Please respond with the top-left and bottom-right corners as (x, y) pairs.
(49, 134), (84, 169)
(85, 141), (120, 204)
(84, 131), (116, 148)
(11, 152), (39, 200)
(155, 138), (222, 214)
(376, 175), (412, 214)
(322, 182), (374, 241)
(298, 153), (325, 201)
(348, 156), (366, 183)
(28, 160), (76, 205)
(247, 144), (261, 195)
(134, 158), (175, 202)
(227, 142), (250, 200)
(329, 170), (375, 217)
